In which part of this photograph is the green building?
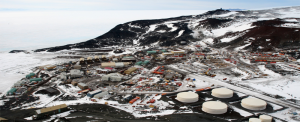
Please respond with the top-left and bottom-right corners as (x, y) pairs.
(7, 88), (17, 95)
(147, 51), (157, 55)
(142, 60), (150, 65)
(26, 73), (35, 79)
(135, 61), (143, 65)
(30, 78), (43, 82)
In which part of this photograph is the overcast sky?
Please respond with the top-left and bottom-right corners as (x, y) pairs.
(0, 0), (299, 51)
(1, 0), (299, 11)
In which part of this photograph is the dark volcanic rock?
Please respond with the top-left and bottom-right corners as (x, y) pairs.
(214, 18), (300, 51)
(32, 9), (231, 52)
(9, 50), (27, 53)
(29, 7), (300, 52)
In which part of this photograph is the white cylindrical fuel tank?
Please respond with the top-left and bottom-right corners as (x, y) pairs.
(241, 98), (267, 110)
(211, 88), (233, 98)
(202, 101), (228, 114)
(249, 118), (261, 122)
(176, 92), (199, 103)
(259, 115), (272, 122)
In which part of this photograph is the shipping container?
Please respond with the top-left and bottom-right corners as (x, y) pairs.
(87, 89), (102, 98)
(129, 96), (140, 104)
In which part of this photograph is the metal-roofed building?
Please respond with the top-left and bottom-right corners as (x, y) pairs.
(87, 89), (102, 98)
(101, 73), (123, 82)
(38, 64), (56, 70)
(101, 75), (110, 82)
(171, 50), (185, 55)
(142, 60), (150, 65)
(165, 74), (174, 80)
(26, 73), (35, 79)
(147, 51), (157, 55)
(121, 56), (136, 62)
(33, 104), (68, 119)
(135, 61), (143, 65)
(93, 91), (109, 99)
(113, 58), (118, 62)
(7, 88), (17, 95)
(110, 75), (122, 82)
(101, 62), (116, 68)
(70, 69), (82, 78)
(77, 83), (88, 90)
(73, 65), (81, 69)
(0, 117), (8, 122)
(124, 67), (138, 75)
(29, 78), (43, 82)
(115, 62), (124, 68)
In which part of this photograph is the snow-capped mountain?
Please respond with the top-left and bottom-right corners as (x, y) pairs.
(33, 6), (300, 52)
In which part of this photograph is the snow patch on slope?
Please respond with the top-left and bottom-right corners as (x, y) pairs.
(202, 38), (214, 45)
(258, 65), (281, 77)
(175, 30), (185, 38)
(220, 35), (239, 42)
(147, 24), (158, 32)
(212, 22), (253, 37)
(165, 23), (178, 32)
(234, 43), (251, 51)
(214, 11), (238, 17)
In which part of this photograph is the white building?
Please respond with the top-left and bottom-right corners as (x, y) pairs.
(70, 69), (82, 78)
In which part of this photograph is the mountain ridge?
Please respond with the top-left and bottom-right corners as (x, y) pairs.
(18, 6), (300, 53)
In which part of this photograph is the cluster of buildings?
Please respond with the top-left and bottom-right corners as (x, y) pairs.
(3, 45), (300, 121)
(7, 71), (49, 96)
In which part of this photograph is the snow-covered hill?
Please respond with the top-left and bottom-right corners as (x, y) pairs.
(30, 6), (300, 52)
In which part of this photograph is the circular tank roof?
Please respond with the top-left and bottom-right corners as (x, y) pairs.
(241, 98), (267, 110)
(259, 115), (272, 122)
(202, 101), (228, 114)
(176, 92), (199, 103)
(249, 118), (262, 122)
(211, 88), (234, 98)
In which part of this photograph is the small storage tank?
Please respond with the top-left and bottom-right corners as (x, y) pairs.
(249, 118), (261, 122)
(241, 98), (267, 110)
(176, 92), (198, 103)
(202, 101), (227, 114)
(211, 88), (233, 98)
(259, 115), (272, 122)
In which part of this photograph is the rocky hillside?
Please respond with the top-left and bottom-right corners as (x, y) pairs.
(32, 6), (300, 52)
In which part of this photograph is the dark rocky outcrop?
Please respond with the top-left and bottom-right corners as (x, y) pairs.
(31, 9), (231, 52)
(9, 7), (300, 52)
(9, 50), (27, 53)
